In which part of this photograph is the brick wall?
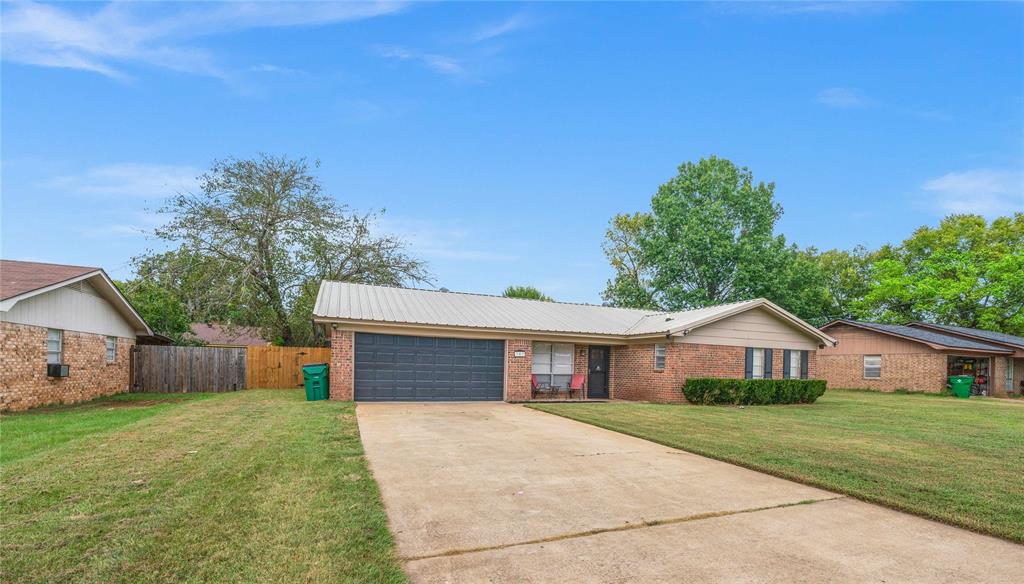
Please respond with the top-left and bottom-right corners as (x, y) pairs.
(817, 353), (947, 392)
(611, 341), (817, 403)
(0, 321), (133, 412)
(329, 328), (354, 401)
(505, 339), (532, 401)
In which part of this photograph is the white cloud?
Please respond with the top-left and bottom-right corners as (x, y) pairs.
(40, 163), (200, 198)
(249, 63), (308, 76)
(466, 13), (533, 43)
(373, 45), (466, 77)
(378, 217), (519, 262)
(0, 1), (405, 80)
(921, 169), (1024, 217)
(816, 87), (876, 109)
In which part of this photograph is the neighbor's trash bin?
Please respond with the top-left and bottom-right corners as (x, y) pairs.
(302, 363), (330, 401)
(949, 375), (974, 399)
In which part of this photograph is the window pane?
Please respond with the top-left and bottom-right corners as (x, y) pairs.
(655, 344), (666, 369)
(752, 349), (764, 379)
(532, 342), (552, 374)
(46, 329), (62, 364)
(790, 351), (801, 378)
(47, 329), (61, 342)
(552, 374), (571, 387)
(552, 343), (573, 374)
(864, 355), (881, 378)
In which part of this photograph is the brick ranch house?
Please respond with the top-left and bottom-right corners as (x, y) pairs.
(817, 320), (1024, 397)
(312, 282), (836, 402)
(0, 260), (154, 411)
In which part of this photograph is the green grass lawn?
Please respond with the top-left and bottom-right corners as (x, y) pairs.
(529, 390), (1024, 543)
(1, 390), (405, 583)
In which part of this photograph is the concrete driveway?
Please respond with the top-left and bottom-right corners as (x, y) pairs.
(357, 402), (1023, 583)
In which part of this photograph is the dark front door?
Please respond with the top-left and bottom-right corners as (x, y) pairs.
(588, 345), (610, 399)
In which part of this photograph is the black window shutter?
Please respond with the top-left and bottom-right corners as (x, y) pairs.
(783, 349), (792, 379)
(744, 347), (753, 379)
(800, 350), (809, 379)
(764, 348), (773, 379)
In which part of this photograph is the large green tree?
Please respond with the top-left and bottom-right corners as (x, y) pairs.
(116, 279), (193, 344)
(859, 213), (1024, 334)
(144, 154), (430, 345)
(602, 156), (827, 322)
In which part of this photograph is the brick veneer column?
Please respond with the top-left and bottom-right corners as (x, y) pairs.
(329, 328), (354, 401)
(0, 321), (132, 412)
(572, 344), (589, 398)
(505, 339), (532, 401)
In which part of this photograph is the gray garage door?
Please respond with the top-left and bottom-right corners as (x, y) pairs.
(354, 333), (505, 401)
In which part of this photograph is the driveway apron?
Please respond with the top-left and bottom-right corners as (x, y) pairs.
(356, 402), (1023, 583)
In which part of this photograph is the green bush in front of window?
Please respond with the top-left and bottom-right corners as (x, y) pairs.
(682, 378), (827, 405)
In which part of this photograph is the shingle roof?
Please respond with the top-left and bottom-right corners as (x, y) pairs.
(825, 320), (1013, 353)
(909, 323), (1024, 350)
(189, 323), (270, 346)
(313, 281), (834, 343)
(0, 260), (98, 301)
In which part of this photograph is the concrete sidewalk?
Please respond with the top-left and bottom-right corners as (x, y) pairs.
(357, 402), (1023, 583)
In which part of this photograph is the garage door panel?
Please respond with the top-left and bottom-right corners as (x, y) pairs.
(355, 332), (504, 401)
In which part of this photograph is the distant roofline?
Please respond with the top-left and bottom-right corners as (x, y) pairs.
(820, 319), (1012, 354)
(908, 322), (1024, 350)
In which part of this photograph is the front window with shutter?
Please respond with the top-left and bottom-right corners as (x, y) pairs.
(751, 349), (765, 379)
(789, 351), (801, 378)
(532, 342), (574, 387)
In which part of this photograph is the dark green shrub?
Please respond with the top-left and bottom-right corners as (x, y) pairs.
(683, 378), (827, 405)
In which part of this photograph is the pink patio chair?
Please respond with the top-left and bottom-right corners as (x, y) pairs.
(567, 374), (585, 400)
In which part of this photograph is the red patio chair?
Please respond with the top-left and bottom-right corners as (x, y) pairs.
(567, 374), (585, 400)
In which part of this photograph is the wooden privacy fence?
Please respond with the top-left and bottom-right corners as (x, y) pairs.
(132, 345), (247, 393)
(246, 346), (331, 388)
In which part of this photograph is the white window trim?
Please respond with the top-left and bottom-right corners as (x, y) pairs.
(654, 344), (666, 371)
(106, 336), (117, 364)
(47, 329), (63, 365)
(864, 355), (882, 379)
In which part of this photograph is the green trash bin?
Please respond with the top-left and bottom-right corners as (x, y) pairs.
(948, 375), (974, 399)
(302, 363), (330, 401)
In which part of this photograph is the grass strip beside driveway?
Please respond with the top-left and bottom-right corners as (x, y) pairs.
(1, 390), (405, 583)
(528, 390), (1024, 543)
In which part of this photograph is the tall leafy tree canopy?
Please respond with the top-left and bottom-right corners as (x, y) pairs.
(603, 156), (825, 322)
(602, 155), (1023, 334)
(503, 285), (553, 302)
(859, 214), (1024, 334)
(133, 154), (429, 345)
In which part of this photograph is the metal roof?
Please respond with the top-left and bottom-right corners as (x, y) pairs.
(823, 320), (1012, 353)
(313, 281), (834, 343)
(908, 323), (1024, 350)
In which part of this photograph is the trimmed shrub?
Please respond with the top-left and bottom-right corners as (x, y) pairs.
(683, 378), (827, 405)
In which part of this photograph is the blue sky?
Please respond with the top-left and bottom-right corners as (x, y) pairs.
(2, 1), (1022, 303)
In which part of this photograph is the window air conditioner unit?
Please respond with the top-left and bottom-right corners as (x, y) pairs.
(47, 363), (70, 378)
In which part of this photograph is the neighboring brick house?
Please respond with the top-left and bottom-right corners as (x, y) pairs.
(0, 260), (154, 411)
(817, 320), (1021, 397)
(312, 282), (835, 403)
